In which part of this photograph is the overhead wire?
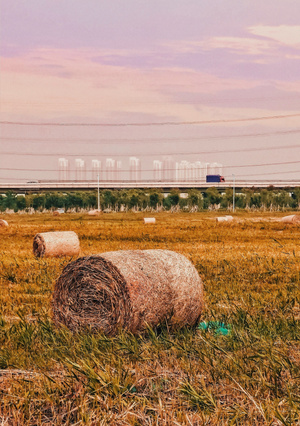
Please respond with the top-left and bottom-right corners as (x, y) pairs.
(1, 160), (300, 173)
(1, 113), (300, 127)
(1, 143), (300, 158)
(1, 128), (300, 145)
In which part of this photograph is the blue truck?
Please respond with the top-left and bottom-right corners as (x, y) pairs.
(206, 174), (225, 183)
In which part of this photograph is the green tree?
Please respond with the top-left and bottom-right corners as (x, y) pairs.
(187, 189), (203, 208)
(102, 190), (117, 208)
(32, 195), (45, 211)
(168, 189), (180, 206)
(220, 188), (233, 209)
(149, 192), (160, 208)
(205, 187), (221, 208)
(15, 196), (26, 212)
(3, 191), (16, 210)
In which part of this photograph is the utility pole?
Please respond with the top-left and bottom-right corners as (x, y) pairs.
(97, 173), (100, 211)
(232, 174), (235, 212)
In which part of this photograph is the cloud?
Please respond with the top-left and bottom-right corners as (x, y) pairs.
(163, 37), (274, 56)
(248, 25), (300, 48)
(1, 47), (299, 126)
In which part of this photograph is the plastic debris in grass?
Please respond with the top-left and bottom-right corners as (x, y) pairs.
(198, 321), (231, 336)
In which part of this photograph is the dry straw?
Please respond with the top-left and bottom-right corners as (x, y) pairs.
(144, 217), (156, 224)
(53, 211), (60, 216)
(52, 249), (204, 335)
(33, 231), (80, 258)
(0, 219), (8, 228)
(281, 215), (300, 224)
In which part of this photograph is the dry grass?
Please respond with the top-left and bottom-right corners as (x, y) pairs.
(0, 211), (300, 425)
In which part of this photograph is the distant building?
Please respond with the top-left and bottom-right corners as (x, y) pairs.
(116, 161), (122, 181)
(106, 158), (115, 181)
(194, 161), (202, 181)
(176, 160), (189, 181)
(153, 160), (163, 180)
(207, 162), (223, 176)
(58, 158), (69, 181)
(175, 160), (218, 182)
(75, 158), (85, 181)
(129, 157), (141, 181)
(201, 162), (209, 179)
(92, 160), (102, 180)
(162, 156), (174, 181)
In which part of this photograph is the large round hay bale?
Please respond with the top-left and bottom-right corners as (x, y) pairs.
(0, 219), (9, 228)
(144, 217), (156, 224)
(52, 249), (204, 335)
(281, 215), (300, 224)
(33, 231), (80, 258)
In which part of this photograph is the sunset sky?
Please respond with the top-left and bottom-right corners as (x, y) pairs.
(1, 0), (300, 181)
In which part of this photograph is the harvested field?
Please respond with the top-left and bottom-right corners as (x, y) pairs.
(0, 211), (300, 425)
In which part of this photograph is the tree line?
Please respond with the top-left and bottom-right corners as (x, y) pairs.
(0, 187), (300, 213)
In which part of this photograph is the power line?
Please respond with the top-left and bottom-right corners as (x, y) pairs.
(1, 128), (300, 145)
(1, 113), (300, 127)
(1, 143), (300, 158)
(2, 94), (299, 106)
(1, 160), (300, 173)
(234, 169), (300, 178)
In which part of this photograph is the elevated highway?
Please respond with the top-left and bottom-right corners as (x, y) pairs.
(0, 180), (299, 192)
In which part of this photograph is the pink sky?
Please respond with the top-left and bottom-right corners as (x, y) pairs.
(1, 0), (300, 181)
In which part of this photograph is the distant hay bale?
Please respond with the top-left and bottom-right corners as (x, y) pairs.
(144, 217), (156, 224)
(0, 219), (8, 228)
(52, 249), (204, 335)
(33, 231), (80, 258)
(216, 217), (230, 223)
(53, 211), (60, 216)
(88, 209), (101, 216)
(281, 215), (300, 224)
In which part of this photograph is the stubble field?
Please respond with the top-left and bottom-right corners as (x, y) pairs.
(0, 212), (300, 425)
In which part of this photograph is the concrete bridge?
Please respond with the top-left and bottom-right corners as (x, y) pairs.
(0, 180), (299, 192)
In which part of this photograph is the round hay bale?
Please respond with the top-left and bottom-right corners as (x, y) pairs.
(33, 231), (80, 258)
(216, 217), (228, 223)
(52, 249), (204, 335)
(281, 215), (300, 224)
(88, 209), (101, 216)
(0, 219), (9, 228)
(144, 217), (156, 224)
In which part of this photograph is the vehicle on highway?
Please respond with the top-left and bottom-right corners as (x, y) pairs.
(206, 175), (225, 183)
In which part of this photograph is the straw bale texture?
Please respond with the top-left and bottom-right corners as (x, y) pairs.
(52, 249), (204, 335)
(281, 215), (300, 224)
(0, 219), (8, 228)
(144, 217), (156, 224)
(33, 231), (80, 258)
